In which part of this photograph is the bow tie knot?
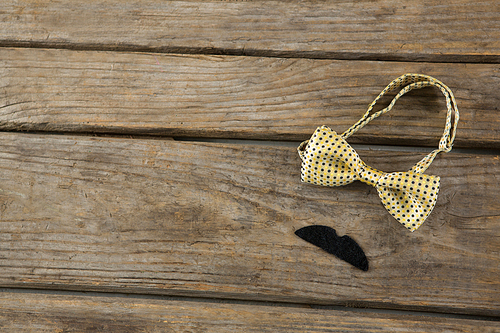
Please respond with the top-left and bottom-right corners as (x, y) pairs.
(359, 165), (384, 187)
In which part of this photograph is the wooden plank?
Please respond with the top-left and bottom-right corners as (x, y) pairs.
(1, 48), (499, 148)
(0, 133), (499, 316)
(0, 0), (499, 62)
(0, 291), (499, 332)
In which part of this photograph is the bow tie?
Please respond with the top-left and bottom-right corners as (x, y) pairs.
(298, 74), (459, 231)
(298, 126), (440, 231)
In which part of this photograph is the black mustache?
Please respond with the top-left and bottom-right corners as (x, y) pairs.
(295, 225), (369, 271)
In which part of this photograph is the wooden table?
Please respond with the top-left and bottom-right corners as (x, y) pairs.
(1, 1), (499, 331)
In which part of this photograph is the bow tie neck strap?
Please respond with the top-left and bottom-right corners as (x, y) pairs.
(340, 74), (459, 174)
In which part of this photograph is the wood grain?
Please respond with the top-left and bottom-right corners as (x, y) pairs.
(0, 133), (498, 316)
(1, 290), (499, 332)
(0, 0), (499, 62)
(1, 48), (499, 148)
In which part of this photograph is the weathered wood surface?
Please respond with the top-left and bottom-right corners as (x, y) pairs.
(1, 0), (500, 326)
(1, 291), (499, 333)
(0, 133), (498, 316)
(1, 48), (499, 148)
(1, 0), (499, 62)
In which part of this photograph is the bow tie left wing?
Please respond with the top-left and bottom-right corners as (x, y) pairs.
(298, 126), (360, 187)
(376, 172), (440, 231)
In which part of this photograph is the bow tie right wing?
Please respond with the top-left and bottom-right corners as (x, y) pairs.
(377, 172), (440, 231)
(298, 126), (359, 187)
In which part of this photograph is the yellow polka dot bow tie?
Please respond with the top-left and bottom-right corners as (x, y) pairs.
(298, 74), (459, 231)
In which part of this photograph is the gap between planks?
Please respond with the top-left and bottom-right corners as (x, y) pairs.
(174, 137), (500, 156)
(1, 42), (499, 64)
(2, 287), (499, 323)
(1, 129), (498, 156)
